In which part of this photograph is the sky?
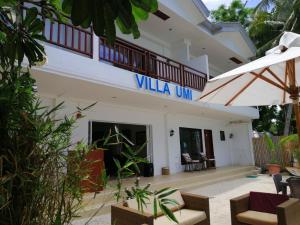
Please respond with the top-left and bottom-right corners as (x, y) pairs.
(202, 0), (260, 10)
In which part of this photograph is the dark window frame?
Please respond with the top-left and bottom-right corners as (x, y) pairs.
(179, 127), (203, 165)
(220, 130), (225, 141)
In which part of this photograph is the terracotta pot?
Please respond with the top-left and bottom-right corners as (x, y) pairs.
(267, 164), (281, 175)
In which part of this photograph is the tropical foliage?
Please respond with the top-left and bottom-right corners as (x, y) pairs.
(212, 0), (300, 136)
(264, 133), (279, 164)
(211, 0), (253, 28)
(280, 134), (300, 165)
(1, 1), (177, 225)
(249, 0), (300, 56)
(63, 0), (158, 44)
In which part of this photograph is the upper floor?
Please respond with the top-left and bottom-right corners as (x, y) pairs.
(29, 0), (259, 120)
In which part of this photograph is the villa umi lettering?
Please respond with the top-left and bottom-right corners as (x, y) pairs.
(135, 74), (192, 101)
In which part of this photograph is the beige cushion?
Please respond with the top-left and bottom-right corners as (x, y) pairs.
(154, 209), (206, 225)
(126, 191), (185, 216)
(127, 195), (155, 215)
(236, 210), (278, 225)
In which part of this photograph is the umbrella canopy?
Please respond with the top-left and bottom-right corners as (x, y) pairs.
(198, 32), (300, 146)
(199, 32), (300, 106)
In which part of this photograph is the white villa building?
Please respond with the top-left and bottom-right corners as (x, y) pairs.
(32, 0), (259, 176)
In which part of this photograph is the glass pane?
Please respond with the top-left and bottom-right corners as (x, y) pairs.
(179, 127), (203, 164)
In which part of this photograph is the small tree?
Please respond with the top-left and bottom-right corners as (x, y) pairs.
(1, 1), (180, 224)
(264, 133), (279, 164)
(280, 134), (300, 166)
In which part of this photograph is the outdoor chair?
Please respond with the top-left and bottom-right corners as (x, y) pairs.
(182, 153), (201, 172)
(230, 191), (300, 225)
(111, 191), (210, 225)
(287, 177), (300, 199)
(272, 173), (283, 194)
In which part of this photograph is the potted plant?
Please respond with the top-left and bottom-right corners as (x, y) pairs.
(264, 133), (281, 175)
(280, 134), (300, 168)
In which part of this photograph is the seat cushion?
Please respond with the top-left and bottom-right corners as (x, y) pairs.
(249, 191), (289, 214)
(236, 210), (277, 225)
(126, 190), (185, 216)
(154, 209), (206, 225)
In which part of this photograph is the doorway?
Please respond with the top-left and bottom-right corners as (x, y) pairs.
(204, 129), (216, 168)
(179, 127), (203, 164)
(89, 121), (150, 177)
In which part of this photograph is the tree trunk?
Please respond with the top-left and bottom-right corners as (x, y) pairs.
(284, 104), (293, 135)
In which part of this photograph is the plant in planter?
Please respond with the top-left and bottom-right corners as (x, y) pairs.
(280, 134), (300, 168)
(264, 133), (281, 175)
(83, 127), (179, 224)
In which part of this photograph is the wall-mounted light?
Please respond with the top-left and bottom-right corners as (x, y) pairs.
(170, 129), (175, 137)
(229, 133), (234, 139)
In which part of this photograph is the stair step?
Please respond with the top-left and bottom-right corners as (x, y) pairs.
(82, 166), (254, 205)
(77, 166), (255, 219)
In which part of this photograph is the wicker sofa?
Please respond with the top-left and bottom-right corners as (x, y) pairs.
(111, 191), (210, 225)
(230, 192), (300, 225)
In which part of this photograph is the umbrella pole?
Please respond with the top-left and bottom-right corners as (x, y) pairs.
(288, 59), (300, 162)
(292, 101), (300, 146)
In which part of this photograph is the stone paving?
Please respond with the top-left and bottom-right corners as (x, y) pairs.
(72, 174), (282, 225)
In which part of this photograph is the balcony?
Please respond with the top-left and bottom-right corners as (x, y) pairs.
(42, 16), (207, 92)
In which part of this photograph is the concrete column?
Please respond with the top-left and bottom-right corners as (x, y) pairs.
(92, 34), (99, 61)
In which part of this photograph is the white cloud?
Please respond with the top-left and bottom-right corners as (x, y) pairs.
(202, 0), (245, 10)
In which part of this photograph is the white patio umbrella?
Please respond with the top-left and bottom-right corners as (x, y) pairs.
(198, 32), (300, 143)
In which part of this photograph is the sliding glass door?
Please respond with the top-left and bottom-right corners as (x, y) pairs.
(179, 127), (203, 164)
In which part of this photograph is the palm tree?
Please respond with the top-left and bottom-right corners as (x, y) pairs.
(250, 0), (300, 56)
(250, 0), (300, 135)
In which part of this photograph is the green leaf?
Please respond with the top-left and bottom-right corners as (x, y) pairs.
(28, 19), (44, 34)
(131, 22), (141, 39)
(24, 8), (38, 27)
(113, 158), (121, 170)
(62, 0), (74, 14)
(155, 187), (172, 195)
(116, 17), (131, 34)
(132, 4), (149, 21)
(264, 133), (275, 152)
(159, 203), (178, 223)
(158, 189), (177, 199)
(103, 2), (116, 45)
(153, 197), (158, 217)
(71, 0), (90, 26)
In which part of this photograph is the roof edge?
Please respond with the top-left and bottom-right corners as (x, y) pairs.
(192, 0), (210, 18)
(198, 20), (256, 56)
(216, 22), (257, 55)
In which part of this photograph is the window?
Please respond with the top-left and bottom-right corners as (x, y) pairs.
(220, 131), (225, 141)
(179, 127), (203, 164)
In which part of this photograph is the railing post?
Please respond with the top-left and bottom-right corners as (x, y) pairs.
(180, 64), (185, 87)
(145, 51), (149, 76)
(93, 34), (99, 61)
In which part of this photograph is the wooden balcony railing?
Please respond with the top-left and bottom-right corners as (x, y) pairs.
(99, 37), (207, 91)
(43, 17), (93, 57)
(22, 6), (93, 57)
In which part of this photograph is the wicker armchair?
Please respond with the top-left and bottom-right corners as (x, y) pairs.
(111, 192), (210, 225)
(272, 174), (283, 194)
(230, 192), (300, 225)
(287, 177), (300, 198)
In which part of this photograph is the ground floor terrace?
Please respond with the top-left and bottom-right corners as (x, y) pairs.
(71, 166), (283, 225)
(35, 74), (257, 176)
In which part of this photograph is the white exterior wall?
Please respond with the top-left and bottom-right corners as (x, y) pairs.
(40, 94), (254, 176)
(229, 123), (255, 166)
(32, 0), (258, 177)
(166, 113), (254, 174)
